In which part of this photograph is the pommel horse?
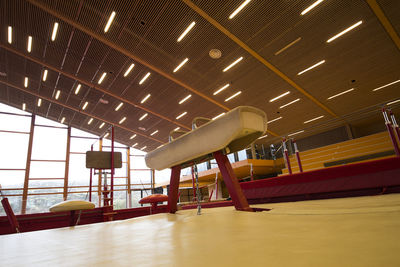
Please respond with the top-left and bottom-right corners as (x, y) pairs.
(145, 106), (268, 213)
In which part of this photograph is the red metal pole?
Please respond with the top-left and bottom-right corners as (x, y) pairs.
(282, 138), (292, 174)
(213, 150), (252, 212)
(191, 165), (196, 200)
(168, 165), (181, 213)
(111, 126), (115, 207)
(89, 144), (93, 202)
(389, 110), (400, 149)
(292, 139), (303, 172)
(382, 108), (400, 156)
(215, 173), (218, 200)
(1, 198), (20, 233)
(209, 189), (214, 200)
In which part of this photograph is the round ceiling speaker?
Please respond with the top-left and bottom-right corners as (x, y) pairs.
(209, 49), (222, 59)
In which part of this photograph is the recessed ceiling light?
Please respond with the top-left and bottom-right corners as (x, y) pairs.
(176, 111), (187, 120)
(301, 0), (324, 15)
(280, 98), (300, 109)
(115, 102), (123, 111)
(37, 98), (42, 107)
(104, 133), (110, 138)
(288, 130), (305, 137)
(139, 113), (148, 121)
(213, 84), (230, 95)
(257, 134), (268, 140)
(27, 36), (32, 53)
(130, 134), (137, 139)
(22, 103), (26, 111)
(372, 79), (400, 92)
(173, 58), (189, 73)
(124, 63), (135, 77)
(327, 88), (354, 100)
(139, 72), (151, 85)
(304, 115), (324, 124)
(88, 118), (93, 125)
(75, 84), (81, 95)
(42, 69), (48, 81)
(104, 11), (116, 33)
(141, 94), (151, 104)
(275, 37), (302, 56)
(387, 99), (400, 105)
(269, 91), (290, 102)
(223, 57), (243, 72)
(179, 94), (191, 104)
(212, 113), (225, 120)
(297, 60), (325, 75)
(119, 117), (126, 124)
(150, 130), (158, 136)
(141, 146), (147, 150)
(174, 127), (180, 131)
(267, 116), (283, 124)
(327, 21), (363, 43)
(177, 21), (196, 42)
(82, 101), (89, 110)
(8, 26), (12, 44)
(229, 0), (252, 19)
(55, 90), (61, 100)
(24, 77), (29, 88)
(99, 122), (105, 129)
(51, 22), (59, 41)
(132, 143), (138, 148)
(98, 72), (107, 84)
(225, 91), (241, 102)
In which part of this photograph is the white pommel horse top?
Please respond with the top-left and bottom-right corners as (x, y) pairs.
(145, 106), (267, 170)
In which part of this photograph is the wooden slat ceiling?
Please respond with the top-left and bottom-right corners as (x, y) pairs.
(0, 0), (399, 152)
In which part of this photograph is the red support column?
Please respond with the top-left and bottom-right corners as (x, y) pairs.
(111, 126), (115, 207)
(382, 108), (400, 156)
(89, 144), (93, 202)
(191, 166), (196, 201)
(213, 150), (252, 212)
(293, 139), (303, 172)
(1, 198), (20, 233)
(282, 138), (292, 174)
(168, 165), (181, 213)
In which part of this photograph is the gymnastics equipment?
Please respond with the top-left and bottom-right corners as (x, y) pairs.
(292, 139), (303, 172)
(382, 108), (400, 156)
(139, 194), (169, 214)
(389, 110), (400, 149)
(145, 106), (267, 213)
(49, 200), (95, 226)
(282, 138), (292, 174)
(0, 185), (20, 233)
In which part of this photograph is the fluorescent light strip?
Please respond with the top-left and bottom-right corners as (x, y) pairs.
(37, 98), (42, 107)
(229, 0), (252, 19)
(304, 115), (324, 124)
(176, 111), (187, 120)
(124, 63), (135, 77)
(177, 21), (196, 42)
(274, 37), (301, 56)
(82, 101), (89, 110)
(75, 84), (81, 95)
(212, 113), (225, 120)
(327, 21), (363, 43)
(8, 26), (12, 44)
(104, 133), (110, 138)
(297, 60), (325, 75)
(141, 146), (147, 150)
(24, 77), (29, 88)
(269, 91), (290, 102)
(60, 117), (65, 124)
(280, 98), (300, 109)
(22, 103), (26, 111)
(27, 36), (32, 53)
(267, 116), (283, 124)
(150, 130), (158, 136)
(223, 57), (243, 72)
(179, 94), (191, 104)
(225, 91), (241, 102)
(132, 143), (138, 148)
(301, 0), (324, 15)
(139, 113), (148, 121)
(119, 117), (126, 124)
(55, 90), (61, 100)
(257, 134), (268, 140)
(288, 130), (305, 137)
(98, 72), (106, 84)
(51, 22), (59, 41)
(173, 58), (189, 72)
(42, 69), (48, 81)
(327, 88), (354, 100)
(213, 84), (230, 95)
(174, 127), (180, 131)
(104, 11), (116, 33)
(372, 79), (400, 92)
(115, 102), (123, 111)
(130, 134), (137, 139)
(141, 94), (151, 104)
(139, 72), (151, 84)
(387, 99), (400, 105)
(88, 118), (93, 125)
(99, 122), (105, 129)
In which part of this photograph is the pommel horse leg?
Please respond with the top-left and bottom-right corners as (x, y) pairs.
(168, 165), (181, 213)
(213, 151), (253, 212)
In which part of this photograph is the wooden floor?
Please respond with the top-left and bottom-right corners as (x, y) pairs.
(1, 194), (400, 266)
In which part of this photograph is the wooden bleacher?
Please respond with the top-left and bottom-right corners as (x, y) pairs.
(282, 131), (395, 174)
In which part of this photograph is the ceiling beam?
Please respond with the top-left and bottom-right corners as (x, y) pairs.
(181, 0), (338, 118)
(27, 0), (230, 112)
(366, 0), (400, 51)
(0, 80), (164, 144)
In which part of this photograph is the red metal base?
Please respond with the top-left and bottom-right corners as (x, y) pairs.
(168, 165), (181, 213)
